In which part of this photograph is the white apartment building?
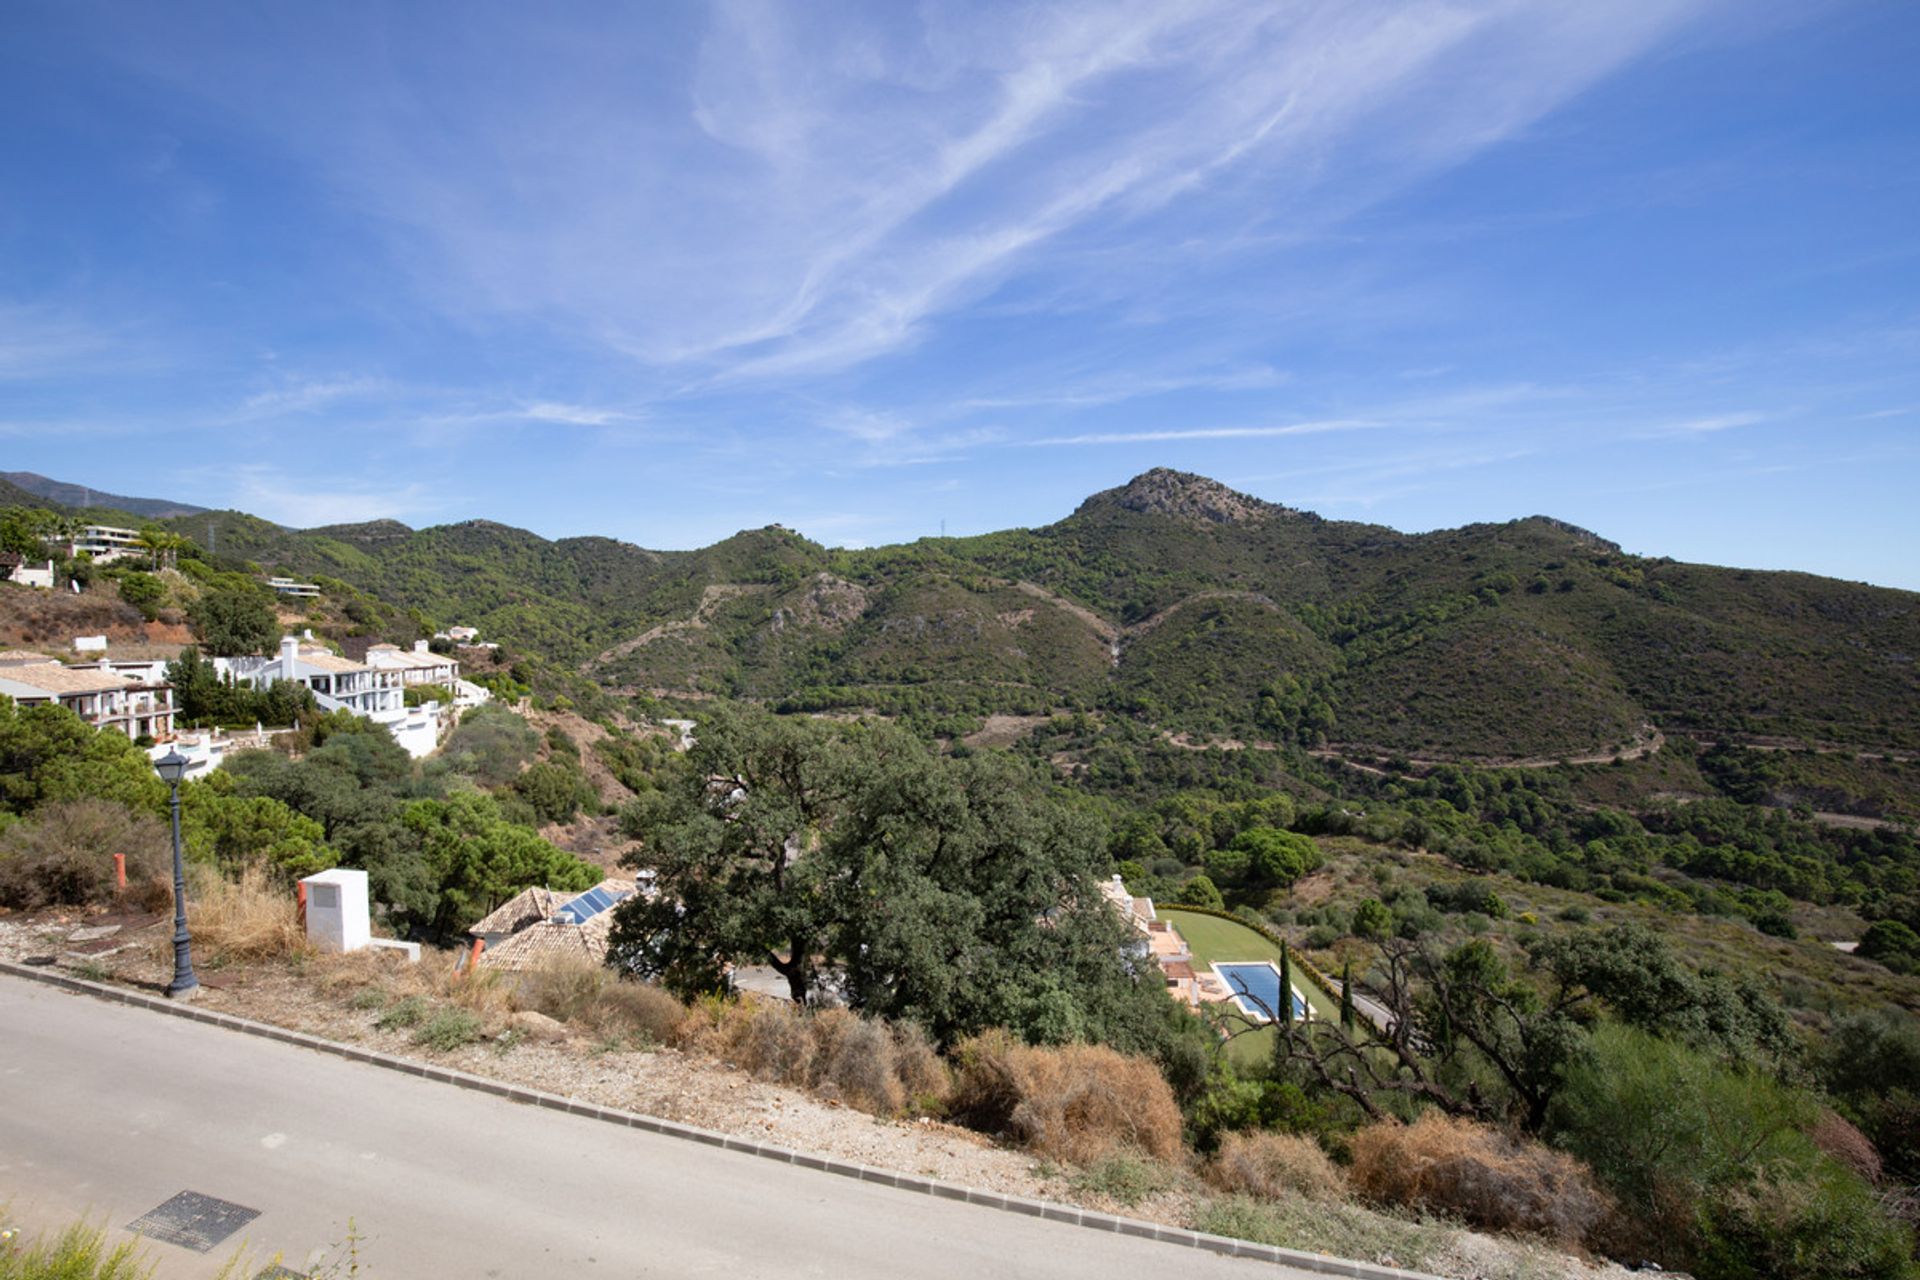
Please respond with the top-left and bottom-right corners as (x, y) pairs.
(0, 650), (175, 739)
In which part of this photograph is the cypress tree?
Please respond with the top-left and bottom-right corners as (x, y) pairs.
(1279, 947), (1294, 1027)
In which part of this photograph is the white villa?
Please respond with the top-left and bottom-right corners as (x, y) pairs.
(0, 649), (175, 739)
(69, 524), (143, 565)
(267, 576), (322, 599)
(364, 640), (491, 711)
(221, 635), (446, 757)
(224, 636), (404, 717)
(365, 640), (458, 688)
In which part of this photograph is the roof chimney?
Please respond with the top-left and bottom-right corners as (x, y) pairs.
(413, 639), (429, 655)
(280, 634), (300, 683)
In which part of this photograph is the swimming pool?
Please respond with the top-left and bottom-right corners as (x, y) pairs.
(1214, 961), (1308, 1023)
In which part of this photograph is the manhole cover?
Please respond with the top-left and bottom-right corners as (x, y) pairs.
(126, 1191), (261, 1252)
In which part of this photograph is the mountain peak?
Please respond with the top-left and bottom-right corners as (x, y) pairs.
(1079, 468), (1290, 525)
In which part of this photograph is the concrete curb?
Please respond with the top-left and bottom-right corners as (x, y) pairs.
(2, 960), (1439, 1280)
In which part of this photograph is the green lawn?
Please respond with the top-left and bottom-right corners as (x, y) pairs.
(1159, 907), (1340, 1066)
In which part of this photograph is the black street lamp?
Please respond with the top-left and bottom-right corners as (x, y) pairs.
(152, 750), (198, 1001)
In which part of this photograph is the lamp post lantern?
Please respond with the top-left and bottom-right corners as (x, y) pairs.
(152, 749), (198, 1001)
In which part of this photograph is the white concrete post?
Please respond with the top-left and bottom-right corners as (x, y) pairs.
(300, 868), (371, 953)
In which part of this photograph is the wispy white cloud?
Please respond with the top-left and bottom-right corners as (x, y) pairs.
(1027, 418), (1376, 446)
(960, 364), (1288, 411)
(418, 400), (644, 431)
(1657, 411), (1772, 434)
(221, 465), (434, 528)
(99, 1), (1714, 383)
(820, 405), (915, 443)
(238, 376), (390, 417)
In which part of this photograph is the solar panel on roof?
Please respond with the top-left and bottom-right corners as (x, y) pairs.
(551, 886), (631, 926)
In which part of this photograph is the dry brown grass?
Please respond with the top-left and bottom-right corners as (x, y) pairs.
(1808, 1108), (1882, 1184)
(1206, 1132), (1348, 1202)
(1348, 1113), (1610, 1248)
(311, 948), (404, 996)
(186, 864), (308, 963)
(949, 1030), (1182, 1164)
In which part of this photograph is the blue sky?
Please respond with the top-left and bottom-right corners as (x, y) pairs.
(3, 1), (1917, 587)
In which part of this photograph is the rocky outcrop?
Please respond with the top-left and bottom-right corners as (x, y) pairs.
(1076, 468), (1294, 525)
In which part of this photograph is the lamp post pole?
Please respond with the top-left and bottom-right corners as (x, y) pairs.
(154, 750), (198, 1001)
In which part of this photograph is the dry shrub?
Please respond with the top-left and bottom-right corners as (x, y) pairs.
(949, 1030), (1182, 1164)
(669, 997), (946, 1117)
(187, 864), (308, 963)
(125, 875), (174, 914)
(0, 798), (169, 909)
(1808, 1108), (1882, 1184)
(892, 1021), (952, 1110)
(813, 1013), (904, 1115)
(1207, 1132), (1348, 1203)
(593, 979), (685, 1045)
(1348, 1113), (1610, 1248)
(676, 992), (750, 1053)
(730, 1001), (817, 1083)
(514, 952), (609, 1024)
(512, 952), (684, 1043)
(447, 965), (516, 1021)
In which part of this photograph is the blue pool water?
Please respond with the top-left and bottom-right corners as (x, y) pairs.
(1216, 962), (1308, 1023)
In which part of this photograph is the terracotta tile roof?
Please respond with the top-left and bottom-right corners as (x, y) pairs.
(476, 911), (618, 972)
(476, 921), (602, 971)
(0, 662), (134, 695)
(377, 649), (454, 671)
(0, 649), (56, 664)
(469, 886), (566, 936)
(296, 649), (373, 675)
(469, 877), (636, 939)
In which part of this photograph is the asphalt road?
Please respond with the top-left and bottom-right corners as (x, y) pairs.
(0, 975), (1309, 1280)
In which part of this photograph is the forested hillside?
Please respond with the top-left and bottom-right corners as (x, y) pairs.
(120, 468), (1918, 763)
(7, 465), (1916, 764)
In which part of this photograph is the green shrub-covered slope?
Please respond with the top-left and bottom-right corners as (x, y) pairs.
(108, 468), (1914, 760)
